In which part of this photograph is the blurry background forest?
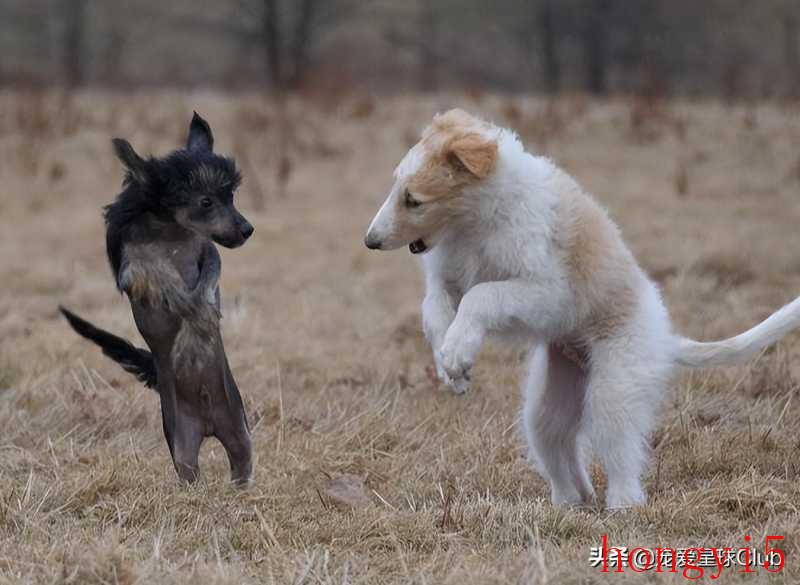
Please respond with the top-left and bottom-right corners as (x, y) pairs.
(3, 0), (800, 98)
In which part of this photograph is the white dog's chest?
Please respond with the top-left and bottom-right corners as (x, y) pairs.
(434, 232), (542, 298)
(435, 251), (508, 301)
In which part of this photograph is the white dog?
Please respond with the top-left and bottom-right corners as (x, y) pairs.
(364, 109), (800, 509)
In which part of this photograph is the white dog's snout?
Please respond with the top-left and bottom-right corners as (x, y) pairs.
(364, 233), (382, 250)
(365, 195), (395, 249)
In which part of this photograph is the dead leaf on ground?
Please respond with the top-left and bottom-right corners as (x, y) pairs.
(323, 473), (372, 510)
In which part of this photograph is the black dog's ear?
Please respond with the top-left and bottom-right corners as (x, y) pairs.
(187, 111), (214, 152)
(111, 138), (148, 184)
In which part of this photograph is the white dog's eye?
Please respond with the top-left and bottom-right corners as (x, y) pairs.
(405, 190), (421, 208)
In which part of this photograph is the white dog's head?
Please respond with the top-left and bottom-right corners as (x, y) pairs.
(364, 109), (498, 254)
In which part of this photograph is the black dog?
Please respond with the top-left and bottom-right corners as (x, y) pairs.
(61, 113), (254, 485)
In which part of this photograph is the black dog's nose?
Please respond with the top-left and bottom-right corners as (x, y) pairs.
(364, 235), (381, 250)
(240, 223), (254, 239)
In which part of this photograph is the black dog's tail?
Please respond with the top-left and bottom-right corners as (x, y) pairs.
(59, 306), (157, 389)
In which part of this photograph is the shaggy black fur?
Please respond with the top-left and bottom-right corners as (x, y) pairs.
(59, 306), (157, 388)
(60, 112), (255, 485)
(104, 116), (242, 288)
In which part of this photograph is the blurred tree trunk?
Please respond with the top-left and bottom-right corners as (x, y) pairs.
(262, 0), (284, 88)
(539, 0), (560, 94)
(102, 26), (125, 86)
(288, 0), (319, 88)
(419, 0), (438, 91)
(582, 0), (610, 95)
(62, 0), (87, 87)
(784, 12), (799, 96)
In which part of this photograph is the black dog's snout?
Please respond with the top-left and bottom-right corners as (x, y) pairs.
(240, 222), (254, 240)
(364, 235), (381, 250)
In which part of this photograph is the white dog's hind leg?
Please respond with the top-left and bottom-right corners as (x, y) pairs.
(522, 343), (594, 506)
(521, 344), (548, 474)
(586, 341), (667, 509)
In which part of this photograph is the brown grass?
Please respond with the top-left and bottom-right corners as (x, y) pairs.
(1, 90), (800, 583)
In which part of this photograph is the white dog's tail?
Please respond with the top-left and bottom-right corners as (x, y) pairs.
(675, 296), (800, 368)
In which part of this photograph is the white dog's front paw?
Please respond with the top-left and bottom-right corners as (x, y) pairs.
(437, 343), (474, 395)
(433, 356), (450, 383)
(449, 374), (471, 395)
(430, 354), (466, 393)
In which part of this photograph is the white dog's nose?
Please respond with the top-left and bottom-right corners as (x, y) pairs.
(364, 234), (382, 250)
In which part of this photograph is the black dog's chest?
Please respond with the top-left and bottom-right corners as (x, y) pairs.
(164, 243), (203, 286)
(121, 242), (201, 306)
(131, 300), (181, 349)
(129, 242), (200, 286)
(122, 240), (217, 360)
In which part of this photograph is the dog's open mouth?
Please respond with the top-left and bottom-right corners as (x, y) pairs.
(409, 239), (428, 254)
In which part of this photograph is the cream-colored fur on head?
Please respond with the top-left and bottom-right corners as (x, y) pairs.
(365, 109), (800, 509)
(364, 109), (498, 251)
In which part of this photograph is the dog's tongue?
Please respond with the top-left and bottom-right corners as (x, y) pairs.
(409, 239), (428, 254)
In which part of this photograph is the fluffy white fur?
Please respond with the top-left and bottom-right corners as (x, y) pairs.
(365, 110), (800, 509)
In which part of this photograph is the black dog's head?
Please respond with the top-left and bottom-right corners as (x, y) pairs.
(112, 113), (254, 248)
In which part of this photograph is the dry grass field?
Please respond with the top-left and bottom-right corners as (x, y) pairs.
(1, 90), (800, 583)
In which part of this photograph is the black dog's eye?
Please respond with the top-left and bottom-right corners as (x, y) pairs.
(199, 197), (213, 208)
(405, 190), (421, 208)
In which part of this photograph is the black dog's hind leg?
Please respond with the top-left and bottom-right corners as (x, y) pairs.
(171, 413), (204, 483)
(158, 379), (202, 483)
(215, 359), (252, 486)
(217, 422), (252, 486)
(166, 412), (205, 483)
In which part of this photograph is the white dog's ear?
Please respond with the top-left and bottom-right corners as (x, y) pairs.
(446, 133), (498, 179)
